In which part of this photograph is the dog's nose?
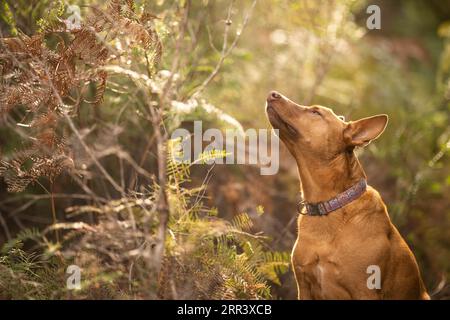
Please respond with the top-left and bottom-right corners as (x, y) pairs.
(267, 91), (281, 102)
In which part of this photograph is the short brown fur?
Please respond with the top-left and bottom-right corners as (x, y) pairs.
(266, 91), (429, 300)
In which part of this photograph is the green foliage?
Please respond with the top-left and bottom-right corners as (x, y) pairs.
(0, 1), (17, 35)
(1, 228), (42, 254)
(0, 242), (64, 299)
(161, 139), (290, 299)
(36, 0), (65, 33)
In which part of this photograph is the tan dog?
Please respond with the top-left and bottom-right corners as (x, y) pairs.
(266, 91), (429, 300)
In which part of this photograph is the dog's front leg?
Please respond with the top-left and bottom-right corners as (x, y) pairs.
(293, 266), (313, 300)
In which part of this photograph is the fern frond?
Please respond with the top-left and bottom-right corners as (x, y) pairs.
(257, 251), (291, 285)
(1, 228), (42, 254)
(231, 212), (254, 232)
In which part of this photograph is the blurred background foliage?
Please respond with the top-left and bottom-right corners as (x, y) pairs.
(0, 0), (449, 299)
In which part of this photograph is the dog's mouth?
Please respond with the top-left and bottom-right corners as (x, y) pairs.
(266, 104), (298, 137)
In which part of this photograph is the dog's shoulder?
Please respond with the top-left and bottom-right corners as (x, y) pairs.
(363, 185), (387, 210)
(345, 185), (391, 231)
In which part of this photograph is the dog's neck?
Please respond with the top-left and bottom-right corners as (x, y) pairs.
(294, 150), (366, 203)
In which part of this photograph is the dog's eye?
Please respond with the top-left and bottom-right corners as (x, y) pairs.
(311, 110), (321, 116)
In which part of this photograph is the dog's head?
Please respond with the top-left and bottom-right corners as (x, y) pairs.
(265, 91), (388, 160)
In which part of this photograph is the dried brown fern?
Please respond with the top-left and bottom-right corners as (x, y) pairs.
(0, 144), (73, 193)
(0, 0), (161, 193)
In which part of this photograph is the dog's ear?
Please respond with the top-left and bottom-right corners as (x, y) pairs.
(344, 114), (388, 147)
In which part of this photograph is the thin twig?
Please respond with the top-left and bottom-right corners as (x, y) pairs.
(191, 0), (257, 98)
(50, 180), (60, 243)
(0, 211), (11, 240)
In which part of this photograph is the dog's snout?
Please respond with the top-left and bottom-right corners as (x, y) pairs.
(267, 91), (281, 102)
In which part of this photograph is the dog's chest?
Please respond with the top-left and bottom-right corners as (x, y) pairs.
(292, 219), (348, 299)
(292, 243), (345, 299)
